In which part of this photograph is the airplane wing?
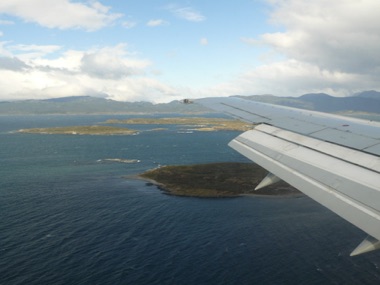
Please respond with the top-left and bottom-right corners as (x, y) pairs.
(195, 96), (380, 256)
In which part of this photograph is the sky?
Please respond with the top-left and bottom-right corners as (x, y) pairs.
(0, 0), (379, 102)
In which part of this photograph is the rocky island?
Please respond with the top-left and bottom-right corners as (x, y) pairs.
(140, 162), (300, 197)
(18, 125), (138, 135)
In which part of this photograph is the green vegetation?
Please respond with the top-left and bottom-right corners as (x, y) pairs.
(105, 117), (252, 131)
(140, 162), (299, 197)
(18, 125), (138, 135)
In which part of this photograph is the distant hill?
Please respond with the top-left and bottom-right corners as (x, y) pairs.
(352, 90), (380, 99)
(237, 91), (380, 113)
(0, 96), (209, 115)
(1, 91), (379, 115)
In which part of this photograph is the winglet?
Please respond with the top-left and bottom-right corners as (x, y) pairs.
(350, 236), (380, 256)
(255, 173), (281, 190)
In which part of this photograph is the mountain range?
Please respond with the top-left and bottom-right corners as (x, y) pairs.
(1, 91), (379, 115)
(0, 96), (209, 115)
(237, 90), (380, 113)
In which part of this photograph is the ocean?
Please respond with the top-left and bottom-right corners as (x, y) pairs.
(1, 114), (379, 285)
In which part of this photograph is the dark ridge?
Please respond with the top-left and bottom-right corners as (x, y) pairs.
(140, 162), (300, 198)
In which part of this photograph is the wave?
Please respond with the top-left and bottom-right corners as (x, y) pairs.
(99, 158), (140, 164)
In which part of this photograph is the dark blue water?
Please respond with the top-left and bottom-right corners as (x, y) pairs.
(1, 115), (379, 285)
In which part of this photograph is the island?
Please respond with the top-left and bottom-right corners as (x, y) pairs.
(104, 117), (252, 131)
(139, 162), (300, 197)
(17, 117), (252, 135)
(18, 125), (138, 135)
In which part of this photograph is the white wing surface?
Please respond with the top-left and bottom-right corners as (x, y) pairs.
(196, 97), (380, 256)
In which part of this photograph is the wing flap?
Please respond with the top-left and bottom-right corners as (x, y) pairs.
(229, 125), (380, 243)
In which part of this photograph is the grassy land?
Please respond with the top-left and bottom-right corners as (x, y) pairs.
(140, 162), (300, 198)
(18, 125), (138, 135)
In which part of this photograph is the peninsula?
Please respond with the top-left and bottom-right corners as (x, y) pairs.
(18, 125), (138, 135)
(140, 162), (300, 197)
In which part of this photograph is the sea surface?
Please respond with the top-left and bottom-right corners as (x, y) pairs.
(1, 114), (379, 285)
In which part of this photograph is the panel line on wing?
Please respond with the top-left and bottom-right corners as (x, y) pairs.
(253, 124), (380, 174)
(220, 102), (272, 120)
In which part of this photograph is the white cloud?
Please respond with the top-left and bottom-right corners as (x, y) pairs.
(10, 44), (61, 60)
(237, 0), (380, 96)
(166, 5), (205, 22)
(0, 0), (122, 31)
(238, 60), (367, 96)
(0, 56), (29, 71)
(80, 45), (151, 79)
(100, 77), (178, 103)
(0, 43), (181, 102)
(146, 19), (168, 27)
(260, 0), (380, 73)
(32, 49), (83, 72)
